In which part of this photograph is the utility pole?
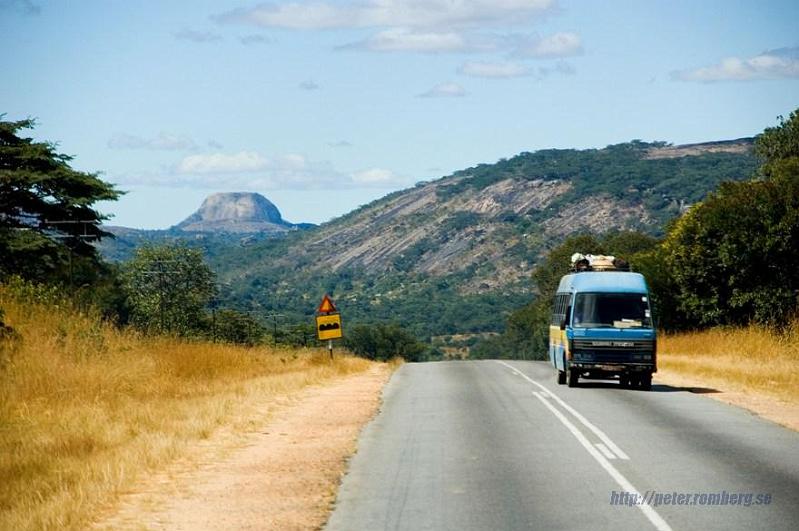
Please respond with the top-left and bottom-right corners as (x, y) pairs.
(142, 259), (179, 333)
(247, 302), (264, 347)
(43, 219), (99, 289)
(266, 313), (285, 347)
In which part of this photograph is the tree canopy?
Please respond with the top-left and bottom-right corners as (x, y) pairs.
(0, 117), (121, 281)
(661, 109), (799, 327)
(122, 244), (217, 336)
(344, 323), (428, 362)
(755, 109), (799, 178)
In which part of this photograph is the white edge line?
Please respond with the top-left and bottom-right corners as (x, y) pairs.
(595, 443), (617, 459)
(532, 392), (672, 531)
(496, 360), (630, 460)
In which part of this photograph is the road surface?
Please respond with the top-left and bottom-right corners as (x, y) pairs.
(325, 360), (799, 531)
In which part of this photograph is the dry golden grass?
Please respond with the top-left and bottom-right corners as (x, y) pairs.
(658, 322), (799, 402)
(0, 284), (374, 531)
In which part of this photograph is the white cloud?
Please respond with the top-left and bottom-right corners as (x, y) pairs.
(275, 153), (307, 170)
(513, 31), (582, 58)
(351, 168), (400, 185)
(211, 0), (581, 84)
(673, 47), (799, 82)
(108, 132), (198, 151)
(125, 150), (407, 190)
(215, 2), (355, 30)
(459, 59), (574, 79)
(341, 28), (474, 53)
(174, 28), (223, 43)
(538, 60), (575, 77)
(214, 0), (555, 30)
(459, 61), (532, 78)
(418, 82), (468, 98)
(341, 29), (583, 57)
(176, 151), (269, 174)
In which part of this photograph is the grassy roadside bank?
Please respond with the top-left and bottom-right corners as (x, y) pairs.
(0, 284), (375, 530)
(657, 323), (799, 429)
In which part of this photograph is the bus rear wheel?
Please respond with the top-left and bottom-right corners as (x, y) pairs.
(567, 368), (579, 388)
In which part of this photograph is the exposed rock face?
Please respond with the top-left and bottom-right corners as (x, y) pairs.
(227, 138), (755, 294)
(542, 195), (651, 238)
(644, 138), (753, 159)
(306, 178), (575, 280)
(176, 192), (292, 233)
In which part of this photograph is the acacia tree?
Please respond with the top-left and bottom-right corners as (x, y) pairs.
(663, 109), (799, 327)
(122, 244), (217, 336)
(0, 117), (120, 281)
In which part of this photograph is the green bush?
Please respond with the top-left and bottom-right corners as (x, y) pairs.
(344, 323), (427, 362)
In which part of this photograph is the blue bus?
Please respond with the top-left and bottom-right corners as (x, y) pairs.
(549, 259), (656, 390)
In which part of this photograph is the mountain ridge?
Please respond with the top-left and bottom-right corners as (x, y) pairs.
(98, 137), (760, 341)
(198, 137), (759, 341)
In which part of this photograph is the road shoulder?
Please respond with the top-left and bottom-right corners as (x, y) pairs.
(94, 364), (392, 530)
(655, 369), (799, 432)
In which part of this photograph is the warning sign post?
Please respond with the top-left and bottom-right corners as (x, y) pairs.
(316, 313), (342, 340)
(315, 294), (342, 358)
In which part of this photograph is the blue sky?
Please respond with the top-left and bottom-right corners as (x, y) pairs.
(2, 0), (798, 228)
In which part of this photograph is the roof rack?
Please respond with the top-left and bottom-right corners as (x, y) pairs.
(570, 253), (630, 272)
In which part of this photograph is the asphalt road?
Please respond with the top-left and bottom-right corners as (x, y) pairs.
(325, 360), (799, 531)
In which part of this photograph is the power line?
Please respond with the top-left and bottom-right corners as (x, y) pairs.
(41, 219), (101, 288)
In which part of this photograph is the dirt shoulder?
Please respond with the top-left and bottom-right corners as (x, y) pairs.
(94, 364), (393, 531)
(654, 369), (799, 432)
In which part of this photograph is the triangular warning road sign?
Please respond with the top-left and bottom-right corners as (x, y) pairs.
(317, 294), (338, 314)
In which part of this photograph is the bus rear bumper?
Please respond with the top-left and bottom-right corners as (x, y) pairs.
(569, 362), (656, 374)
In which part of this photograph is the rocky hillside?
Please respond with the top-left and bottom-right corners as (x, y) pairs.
(643, 137), (753, 159)
(300, 176), (644, 292)
(208, 138), (758, 339)
(175, 192), (294, 233)
(269, 138), (756, 288)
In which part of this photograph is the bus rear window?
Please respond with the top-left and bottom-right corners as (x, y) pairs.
(572, 293), (651, 328)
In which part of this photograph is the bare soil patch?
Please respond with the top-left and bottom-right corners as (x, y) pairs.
(94, 364), (392, 530)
